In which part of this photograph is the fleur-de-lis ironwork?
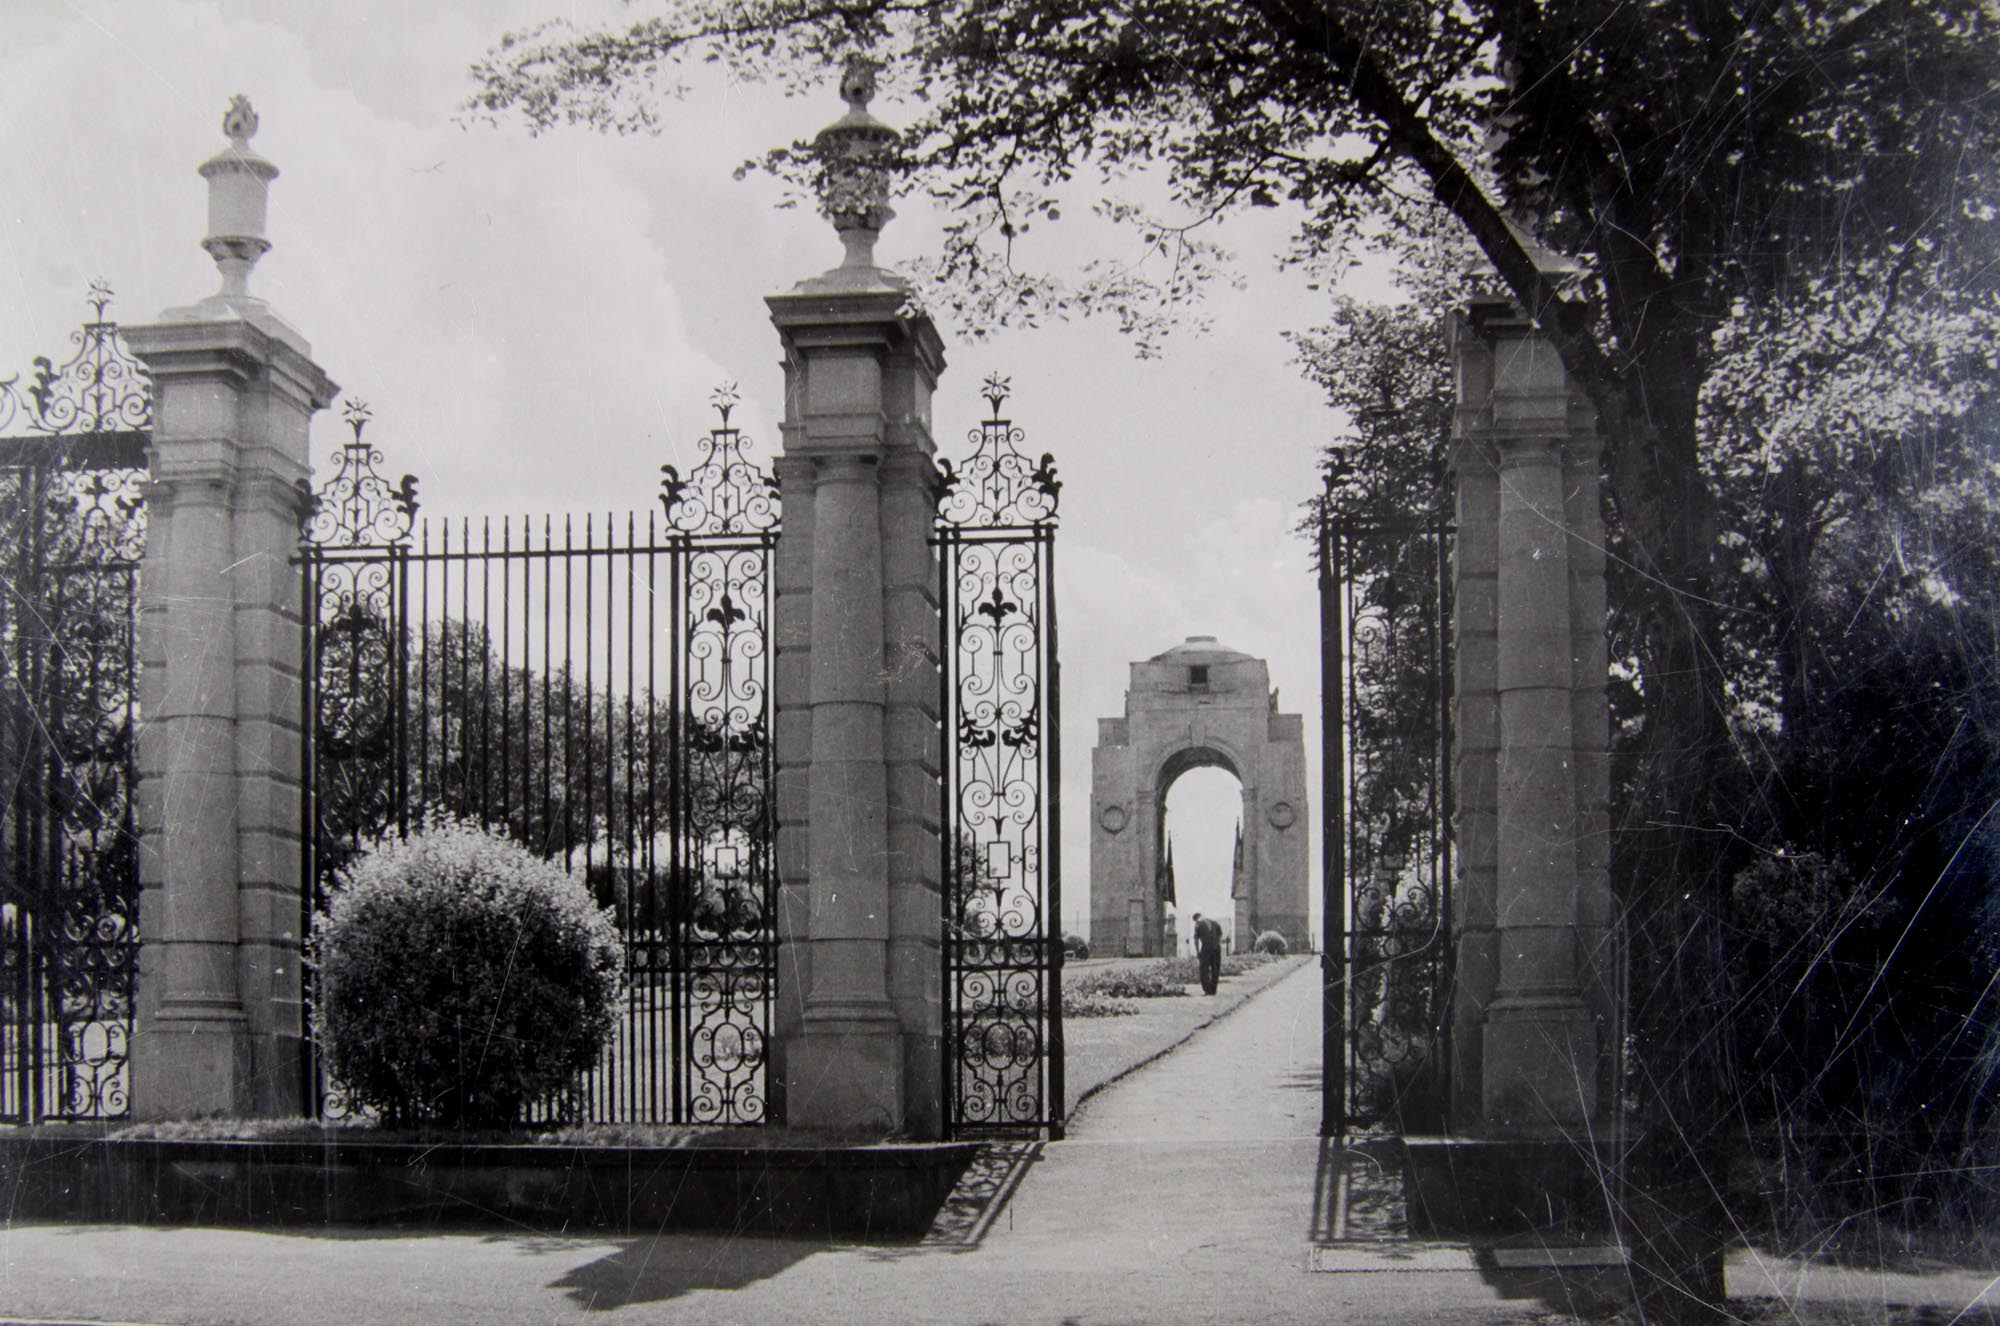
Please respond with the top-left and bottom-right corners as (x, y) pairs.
(707, 591), (746, 630)
(303, 397), (420, 547)
(0, 283), (153, 438)
(661, 384), (781, 535)
(975, 584), (1016, 628)
(935, 371), (1060, 527)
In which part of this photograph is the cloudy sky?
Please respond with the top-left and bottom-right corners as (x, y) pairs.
(3, 1), (1376, 942)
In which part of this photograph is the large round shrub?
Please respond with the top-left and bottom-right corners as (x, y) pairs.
(311, 817), (623, 1128)
(1254, 930), (1289, 955)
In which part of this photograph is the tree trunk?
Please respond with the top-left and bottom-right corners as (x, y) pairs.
(1602, 344), (1739, 1325)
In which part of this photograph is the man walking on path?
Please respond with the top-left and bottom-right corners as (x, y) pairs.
(1192, 911), (1223, 994)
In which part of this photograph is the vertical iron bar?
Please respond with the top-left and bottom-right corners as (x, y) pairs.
(623, 514), (638, 1123)
(542, 518), (553, 856)
(43, 561), (69, 1116)
(23, 465), (45, 1122)
(759, 533), (776, 1124)
(501, 518), (513, 838)
(35, 503), (56, 1119)
(562, 516), (574, 866)
(458, 519), (471, 822)
(1044, 525), (1064, 1140)
(419, 523), (432, 815)
(1319, 503), (1346, 1137)
(521, 519), (534, 847)
(395, 546), (411, 837)
(584, 514), (602, 1121)
(479, 518), (492, 826)
(936, 526), (954, 1132)
(1, 474), (17, 1121)
(1435, 519), (1455, 1113)
(1344, 535), (1364, 1126)
(644, 515), (660, 1124)
(669, 531), (686, 1124)
(299, 550), (319, 1115)
(120, 553), (140, 1116)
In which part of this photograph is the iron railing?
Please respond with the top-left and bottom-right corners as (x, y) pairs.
(300, 391), (778, 1125)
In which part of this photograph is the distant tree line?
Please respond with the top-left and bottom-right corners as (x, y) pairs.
(310, 611), (771, 938)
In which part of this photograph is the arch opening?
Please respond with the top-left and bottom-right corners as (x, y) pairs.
(1159, 764), (1246, 956)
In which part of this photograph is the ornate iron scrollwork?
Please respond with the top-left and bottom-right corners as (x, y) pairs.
(660, 385), (780, 536)
(672, 385), (779, 1124)
(0, 287), (146, 1123)
(303, 399), (419, 548)
(680, 521), (777, 1124)
(936, 375), (1061, 528)
(0, 283), (152, 438)
(939, 372), (1062, 1136)
(298, 390), (782, 1127)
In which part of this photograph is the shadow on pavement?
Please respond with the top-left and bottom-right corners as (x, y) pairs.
(1465, 1250), (1634, 1319)
(1309, 1136), (1408, 1243)
(1306, 1136), (1637, 1315)
(916, 1140), (1045, 1251)
(548, 1232), (821, 1310)
(539, 1143), (1052, 1304)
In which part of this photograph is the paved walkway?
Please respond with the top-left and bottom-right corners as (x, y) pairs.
(1060, 952), (1309, 1117)
(4, 961), (1995, 1324)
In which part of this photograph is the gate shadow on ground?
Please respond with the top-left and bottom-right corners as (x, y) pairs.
(1275, 1067), (1321, 1095)
(37, 1221), (827, 1315)
(542, 1138), (1048, 1306)
(1309, 1137), (1408, 1245)
(1307, 1136), (1634, 1314)
(913, 1140), (1045, 1252)
(1465, 1252), (1635, 1320)
(1304, 1144), (1648, 1320)
(548, 1231), (823, 1310)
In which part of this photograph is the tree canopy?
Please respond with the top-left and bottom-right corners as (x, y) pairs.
(466, 0), (1995, 850)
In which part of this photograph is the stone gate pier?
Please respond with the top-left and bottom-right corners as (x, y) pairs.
(765, 62), (947, 1137)
(127, 100), (335, 1119)
(1406, 275), (1620, 1239)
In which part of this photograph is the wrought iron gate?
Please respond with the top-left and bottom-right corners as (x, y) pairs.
(938, 375), (1063, 1138)
(1318, 478), (1454, 1135)
(0, 287), (148, 1123)
(300, 389), (778, 1124)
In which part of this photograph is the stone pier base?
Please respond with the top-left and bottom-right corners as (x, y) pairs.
(1403, 1136), (1620, 1241)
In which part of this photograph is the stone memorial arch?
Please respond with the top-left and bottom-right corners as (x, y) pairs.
(1090, 638), (1308, 958)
